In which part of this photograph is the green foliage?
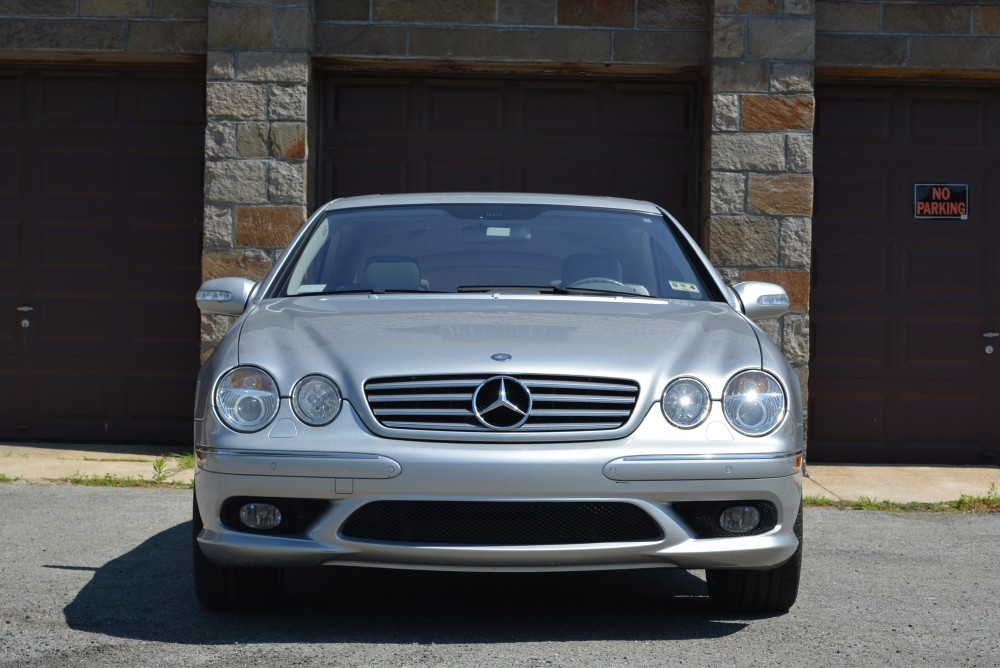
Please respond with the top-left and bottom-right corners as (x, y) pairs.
(804, 484), (1000, 514)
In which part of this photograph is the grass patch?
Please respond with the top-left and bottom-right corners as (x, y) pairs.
(0, 472), (20, 483)
(168, 452), (196, 471)
(56, 472), (192, 490)
(805, 483), (1000, 513)
(83, 457), (149, 463)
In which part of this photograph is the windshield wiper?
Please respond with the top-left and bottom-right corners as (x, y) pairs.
(457, 285), (571, 294)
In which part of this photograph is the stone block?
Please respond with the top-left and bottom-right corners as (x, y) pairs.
(815, 33), (908, 68)
(128, 21), (207, 53)
(268, 84), (308, 121)
(743, 268), (810, 313)
(748, 17), (814, 60)
(314, 24), (408, 57)
(638, 0), (707, 30)
(884, 4), (970, 35)
(783, 0), (813, 17)
(0, 19), (125, 50)
(207, 82), (266, 120)
(236, 122), (270, 158)
(976, 7), (1000, 35)
(499, 0), (556, 25)
(152, 0), (208, 19)
(558, 0), (634, 27)
(375, 0), (494, 24)
(409, 27), (611, 62)
(614, 30), (707, 65)
(748, 172), (813, 216)
(770, 63), (813, 93)
(235, 205), (307, 247)
(316, 0), (369, 21)
(204, 205), (234, 248)
(268, 161), (307, 203)
(201, 312), (237, 343)
(202, 248), (273, 283)
(237, 51), (311, 84)
(785, 133), (813, 173)
(742, 94), (814, 131)
(276, 6), (313, 51)
(707, 215), (780, 266)
(781, 313), (810, 363)
(711, 62), (768, 92)
(205, 122), (236, 159)
(816, 1), (879, 33)
(755, 317), (781, 347)
(779, 216), (811, 268)
(80, 0), (148, 18)
(712, 16), (745, 59)
(0, 1), (76, 17)
(205, 159), (269, 205)
(708, 171), (747, 214)
(909, 37), (1000, 70)
(269, 122), (307, 160)
(714, 0), (779, 14)
(712, 93), (740, 131)
(709, 133), (786, 171)
(208, 5), (273, 49)
(207, 52), (235, 80)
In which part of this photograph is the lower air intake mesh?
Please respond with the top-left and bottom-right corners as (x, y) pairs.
(340, 501), (663, 546)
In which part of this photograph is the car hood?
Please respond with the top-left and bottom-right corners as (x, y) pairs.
(235, 294), (763, 403)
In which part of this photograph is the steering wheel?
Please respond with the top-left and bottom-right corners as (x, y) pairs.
(565, 277), (632, 290)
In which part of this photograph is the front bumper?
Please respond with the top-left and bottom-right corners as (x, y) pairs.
(194, 403), (803, 573)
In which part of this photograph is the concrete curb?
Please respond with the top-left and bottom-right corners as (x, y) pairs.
(2, 443), (997, 504)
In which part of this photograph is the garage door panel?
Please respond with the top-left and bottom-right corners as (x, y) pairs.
(611, 162), (689, 209)
(618, 88), (691, 136)
(427, 157), (504, 192)
(812, 84), (999, 463)
(523, 88), (600, 135)
(330, 81), (410, 130)
(908, 96), (988, 146)
(38, 149), (115, 199)
(427, 84), (504, 133)
(811, 312), (889, 370)
(40, 74), (118, 123)
(808, 390), (887, 443)
(519, 159), (599, 195)
(813, 238), (891, 301)
(331, 152), (409, 196)
(813, 168), (890, 223)
(0, 67), (204, 445)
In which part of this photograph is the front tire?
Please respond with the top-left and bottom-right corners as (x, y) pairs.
(705, 500), (802, 613)
(192, 492), (284, 610)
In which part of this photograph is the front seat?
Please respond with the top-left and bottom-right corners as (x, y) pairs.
(561, 253), (623, 285)
(362, 256), (425, 291)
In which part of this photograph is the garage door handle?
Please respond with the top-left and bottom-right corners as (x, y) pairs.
(16, 305), (34, 312)
(985, 332), (999, 338)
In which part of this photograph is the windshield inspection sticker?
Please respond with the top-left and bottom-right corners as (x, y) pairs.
(669, 281), (700, 294)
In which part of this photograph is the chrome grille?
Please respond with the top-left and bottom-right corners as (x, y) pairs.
(365, 374), (640, 432)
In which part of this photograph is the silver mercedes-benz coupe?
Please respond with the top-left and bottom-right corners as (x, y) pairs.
(193, 193), (804, 612)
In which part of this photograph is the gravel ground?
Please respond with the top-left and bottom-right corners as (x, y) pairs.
(1, 484), (998, 668)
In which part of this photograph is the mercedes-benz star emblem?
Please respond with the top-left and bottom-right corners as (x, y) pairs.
(472, 376), (532, 430)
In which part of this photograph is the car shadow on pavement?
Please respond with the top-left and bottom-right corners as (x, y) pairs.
(64, 522), (751, 644)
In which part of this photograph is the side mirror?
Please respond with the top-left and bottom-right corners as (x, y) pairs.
(731, 282), (790, 320)
(196, 277), (257, 316)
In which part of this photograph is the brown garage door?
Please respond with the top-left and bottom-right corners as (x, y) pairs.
(319, 74), (699, 234)
(0, 68), (205, 445)
(811, 85), (1000, 464)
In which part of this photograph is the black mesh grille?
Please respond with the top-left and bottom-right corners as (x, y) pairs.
(672, 501), (778, 538)
(340, 501), (663, 546)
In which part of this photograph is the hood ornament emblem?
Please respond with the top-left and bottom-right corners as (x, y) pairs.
(472, 376), (532, 430)
(491, 353), (512, 362)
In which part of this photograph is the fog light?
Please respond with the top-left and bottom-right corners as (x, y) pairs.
(718, 505), (761, 534)
(239, 503), (282, 530)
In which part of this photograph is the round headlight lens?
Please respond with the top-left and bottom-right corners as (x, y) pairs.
(215, 366), (280, 432)
(661, 377), (711, 428)
(723, 371), (786, 436)
(292, 375), (342, 426)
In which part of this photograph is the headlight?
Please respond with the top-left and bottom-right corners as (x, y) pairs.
(723, 370), (785, 436)
(215, 366), (280, 432)
(661, 377), (710, 428)
(292, 375), (342, 426)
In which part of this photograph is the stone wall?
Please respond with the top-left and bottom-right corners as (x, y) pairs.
(314, 0), (710, 65)
(0, 0), (207, 56)
(200, 0), (312, 361)
(817, 0), (1000, 71)
(703, 0), (815, 397)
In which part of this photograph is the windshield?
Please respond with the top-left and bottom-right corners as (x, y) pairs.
(277, 204), (718, 301)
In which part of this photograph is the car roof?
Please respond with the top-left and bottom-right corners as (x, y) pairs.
(320, 192), (665, 215)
